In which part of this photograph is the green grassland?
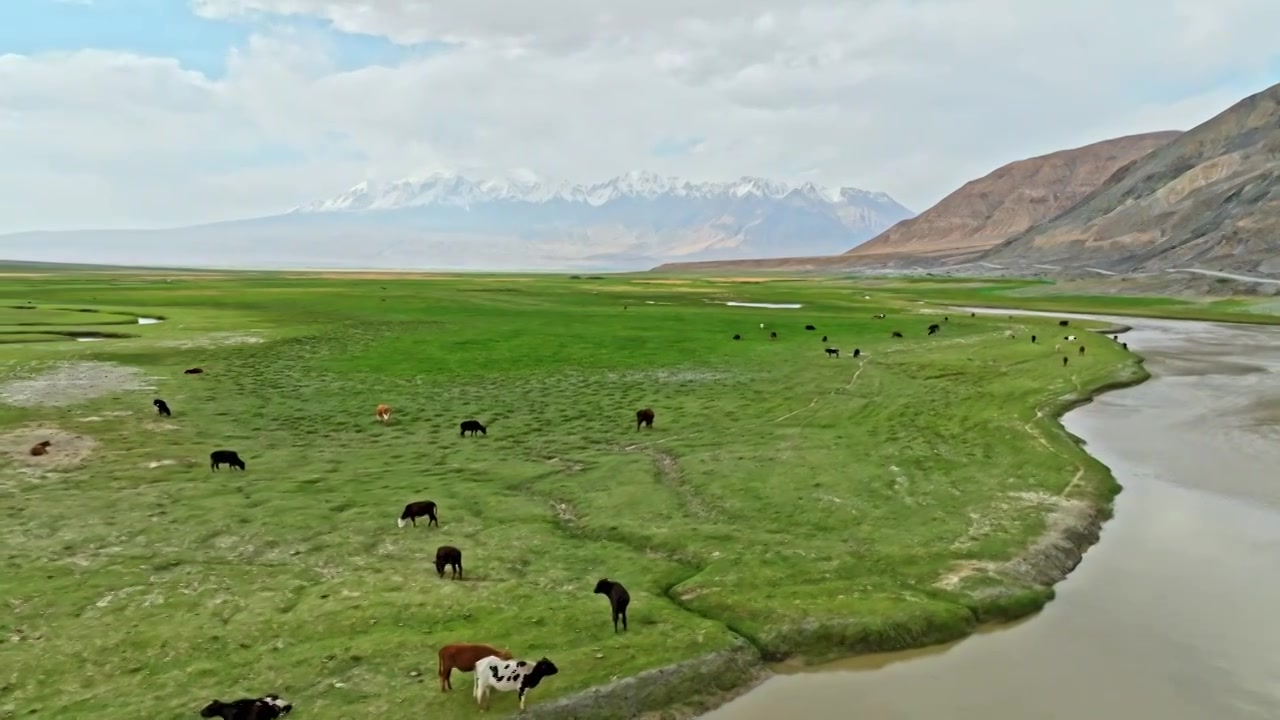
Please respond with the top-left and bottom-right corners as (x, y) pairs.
(0, 271), (1183, 718)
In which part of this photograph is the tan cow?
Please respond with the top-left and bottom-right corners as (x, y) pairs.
(375, 404), (393, 424)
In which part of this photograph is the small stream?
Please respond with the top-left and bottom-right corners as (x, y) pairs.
(701, 309), (1280, 720)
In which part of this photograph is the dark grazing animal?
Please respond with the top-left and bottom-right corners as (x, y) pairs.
(635, 407), (655, 431)
(944, 316), (949, 322)
(399, 500), (439, 528)
(29, 440), (51, 456)
(199, 694), (292, 719)
(732, 334), (741, 340)
(927, 323), (940, 335)
(770, 331), (777, 340)
(821, 335), (827, 342)
(1123, 342), (1128, 350)
(824, 348), (839, 358)
(153, 398), (171, 416)
(593, 578), (631, 632)
(184, 367), (204, 375)
(1058, 320), (1069, 327)
(473, 656), (559, 711)
(1063, 356), (1069, 367)
(891, 331), (903, 338)
(1031, 335), (1037, 344)
(438, 643), (513, 692)
(853, 348), (861, 358)
(436, 545), (463, 579)
(804, 325), (816, 331)
(459, 420), (486, 437)
(209, 450), (245, 471)
(1078, 345), (1086, 356)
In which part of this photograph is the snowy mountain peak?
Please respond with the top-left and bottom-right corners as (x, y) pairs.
(292, 171), (903, 213)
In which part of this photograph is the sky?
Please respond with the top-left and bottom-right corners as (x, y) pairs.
(1, 0), (1279, 233)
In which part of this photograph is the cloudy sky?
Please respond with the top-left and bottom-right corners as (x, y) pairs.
(2, 0), (1279, 234)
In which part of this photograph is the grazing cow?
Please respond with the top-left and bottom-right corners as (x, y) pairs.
(593, 578), (631, 632)
(438, 643), (514, 692)
(473, 656), (559, 712)
(1063, 356), (1070, 367)
(1064, 334), (1077, 342)
(1058, 320), (1069, 327)
(944, 316), (949, 322)
(29, 440), (51, 457)
(460, 420), (487, 437)
(184, 367), (204, 375)
(804, 325), (816, 331)
(153, 398), (171, 416)
(399, 500), (439, 528)
(1054, 344), (1061, 352)
(209, 450), (245, 471)
(759, 323), (765, 329)
(853, 348), (861, 358)
(891, 331), (903, 338)
(732, 334), (741, 340)
(1031, 335), (1037, 344)
(824, 347), (840, 358)
(1078, 345), (1086, 356)
(199, 694), (292, 719)
(1123, 342), (1129, 350)
(873, 313), (886, 319)
(375, 403), (392, 424)
(927, 323), (940, 335)
(1006, 331), (1016, 339)
(970, 313), (975, 317)
(821, 335), (828, 342)
(635, 408), (655, 431)
(435, 545), (463, 579)
(770, 331), (777, 340)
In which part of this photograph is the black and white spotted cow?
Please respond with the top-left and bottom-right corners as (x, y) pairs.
(473, 655), (559, 711)
(199, 693), (292, 719)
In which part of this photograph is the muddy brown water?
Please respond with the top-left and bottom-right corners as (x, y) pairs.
(701, 310), (1280, 720)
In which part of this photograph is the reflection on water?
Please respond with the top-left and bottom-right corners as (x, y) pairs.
(701, 311), (1280, 720)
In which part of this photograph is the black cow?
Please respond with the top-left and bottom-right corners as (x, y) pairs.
(398, 500), (439, 528)
(593, 578), (631, 632)
(199, 695), (292, 719)
(732, 334), (741, 340)
(209, 450), (245, 471)
(821, 335), (828, 342)
(824, 348), (840, 358)
(153, 398), (171, 416)
(891, 331), (903, 338)
(927, 323), (940, 335)
(460, 420), (487, 437)
(1031, 335), (1037, 344)
(804, 325), (816, 331)
(853, 348), (861, 358)
(636, 408), (655, 431)
(770, 331), (777, 340)
(1123, 342), (1129, 350)
(1058, 320), (1069, 327)
(184, 367), (204, 375)
(1063, 356), (1069, 367)
(436, 545), (463, 579)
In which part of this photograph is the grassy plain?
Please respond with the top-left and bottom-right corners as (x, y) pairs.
(0, 272), (1166, 718)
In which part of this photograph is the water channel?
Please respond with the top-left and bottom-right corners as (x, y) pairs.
(702, 310), (1280, 720)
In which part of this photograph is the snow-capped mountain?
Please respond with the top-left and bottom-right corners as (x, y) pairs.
(0, 171), (914, 271)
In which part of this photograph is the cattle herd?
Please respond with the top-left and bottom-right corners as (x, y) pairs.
(20, 307), (1113, 717)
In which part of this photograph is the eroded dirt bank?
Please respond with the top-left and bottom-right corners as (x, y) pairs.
(700, 312), (1280, 720)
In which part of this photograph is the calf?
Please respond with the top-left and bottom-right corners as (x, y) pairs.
(593, 578), (631, 632)
(891, 331), (903, 338)
(1059, 320), (1069, 327)
(398, 500), (439, 528)
(199, 694), (292, 719)
(184, 367), (204, 375)
(770, 331), (777, 340)
(1031, 335), (1037, 344)
(1063, 356), (1069, 367)
(375, 403), (392, 424)
(927, 323), (940, 335)
(821, 335), (827, 342)
(1078, 345), (1086, 356)
(804, 325), (816, 331)
(732, 334), (741, 340)
(853, 348), (861, 358)
(635, 407), (655, 431)
(153, 398), (171, 417)
(459, 419), (487, 437)
(29, 440), (51, 457)
(436, 545), (463, 579)
(438, 643), (513, 692)
(1123, 342), (1129, 350)
(209, 450), (245, 471)
(824, 348), (840, 358)
(473, 656), (559, 712)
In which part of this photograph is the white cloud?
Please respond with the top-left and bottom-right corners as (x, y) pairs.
(3, 0), (1280, 232)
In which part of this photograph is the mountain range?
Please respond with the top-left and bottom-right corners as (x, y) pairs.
(657, 79), (1280, 279)
(0, 171), (914, 271)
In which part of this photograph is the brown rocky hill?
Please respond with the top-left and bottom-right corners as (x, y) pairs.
(844, 131), (1181, 264)
(979, 81), (1280, 275)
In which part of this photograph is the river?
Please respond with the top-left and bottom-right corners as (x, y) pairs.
(701, 310), (1280, 720)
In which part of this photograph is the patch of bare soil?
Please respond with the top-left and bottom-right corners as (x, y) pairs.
(0, 427), (97, 472)
(0, 361), (154, 407)
(156, 332), (265, 348)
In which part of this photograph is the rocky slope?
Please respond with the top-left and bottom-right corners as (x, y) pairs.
(979, 81), (1280, 275)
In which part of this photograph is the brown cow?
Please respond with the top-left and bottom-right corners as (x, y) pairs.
(375, 403), (392, 424)
(438, 643), (513, 692)
(29, 440), (51, 456)
(635, 408), (655, 431)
